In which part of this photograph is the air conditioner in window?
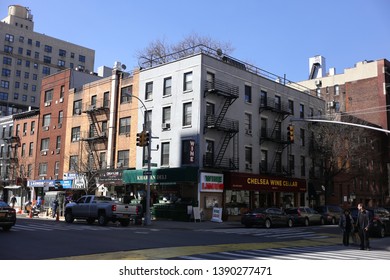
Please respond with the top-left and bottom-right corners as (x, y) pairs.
(41, 150), (47, 156)
(75, 109), (81, 115)
(59, 97), (64, 103)
(57, 123), (62, 129)
(245, 163), (252, 169)
(89, 105), (96, 110)
(43, 126), (49, 131)
(245, 129), (252, 135)
(162, 122), (171, 129)
(44, 101), (51, 107)
(22, 131), (27, 136)
(101, 131), (107, 137)
(56, 148), (60, 154)
(117, 162), (123, 168)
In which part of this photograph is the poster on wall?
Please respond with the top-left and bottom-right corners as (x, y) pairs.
(200, 172), (224, 192)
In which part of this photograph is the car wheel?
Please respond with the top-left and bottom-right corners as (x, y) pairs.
(86, 218), (95, 224)
(265, 219), (272, 228)
(331, 217), (336, 225)
(2, 225), (12, 231)
(304, 218), (309, 226)
(320, 217), (325, 225)
(98, 214), (108, 226)
(65, 212), (74, 223)
(287, 219), (293, 228)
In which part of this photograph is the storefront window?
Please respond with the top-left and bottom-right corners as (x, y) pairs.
(225, 190), (249, 215)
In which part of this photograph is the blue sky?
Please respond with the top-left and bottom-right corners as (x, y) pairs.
(1, 0), (389, 82)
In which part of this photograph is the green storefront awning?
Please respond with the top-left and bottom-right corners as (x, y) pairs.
(122, 167), (199, 185)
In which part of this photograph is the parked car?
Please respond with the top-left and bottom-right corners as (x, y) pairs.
(285, 207), (325, 226)
(241, 207), (294, 228)
(0, 201), (16, 231)
(314, 205), (343, 225)
(350, 207), (390, 238)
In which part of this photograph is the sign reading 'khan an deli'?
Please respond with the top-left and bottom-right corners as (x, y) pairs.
(225, 173), (306, 192)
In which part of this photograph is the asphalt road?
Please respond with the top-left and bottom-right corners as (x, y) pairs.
(1, 216), (389, 260)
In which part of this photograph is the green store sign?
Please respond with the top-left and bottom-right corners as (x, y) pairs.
(122, 167), (198, 185)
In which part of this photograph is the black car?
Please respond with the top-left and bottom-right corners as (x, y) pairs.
(285, 207), (325, 226)
(0, 201), (17, 231)
(314, 205), (343, 225)
(241, 207), (294, 228)
(350, 207), (390, 238)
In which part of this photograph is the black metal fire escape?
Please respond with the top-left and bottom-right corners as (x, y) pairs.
(81, 101), (109, 170)
(259, 99), (292, 175)
(204, 78), (239, 169)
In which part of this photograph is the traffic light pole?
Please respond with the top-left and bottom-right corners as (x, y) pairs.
(128, 92), (152, 226)
(144, 130), (152, 226)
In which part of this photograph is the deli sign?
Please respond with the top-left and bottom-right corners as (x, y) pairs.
(200, 172), (224, 192)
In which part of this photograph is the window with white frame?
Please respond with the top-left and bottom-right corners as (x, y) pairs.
(41, 138), (49, 151)
(38, 163), (48, 176)
(183, 102), (192, 126)
(117, 150), (129, 167)
(162, 106), (171, 125)
(183, 72), (193, 91)
(145, 82), (153, 100)
(245, 147), (252, 169)
(163, 77), (172, 96)
(71, 127), (80, 142)
(42, 114), (51, 127)
(161, 142), (170, 166)
(119, 117), (131, 134)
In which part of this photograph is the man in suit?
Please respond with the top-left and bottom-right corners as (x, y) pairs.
(356, 203), (371, 250)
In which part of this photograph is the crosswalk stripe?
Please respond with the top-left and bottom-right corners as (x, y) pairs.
(173, 245), (390, 260)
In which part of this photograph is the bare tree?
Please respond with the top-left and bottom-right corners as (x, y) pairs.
(136, 33), (234, 68)
(310, 114), (383, 204)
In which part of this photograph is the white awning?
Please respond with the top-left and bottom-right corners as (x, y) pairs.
(4, 185), (22, 189)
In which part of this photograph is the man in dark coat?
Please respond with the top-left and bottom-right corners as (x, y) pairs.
(52, 199), (59, 218)
(356, 203), (371, 250)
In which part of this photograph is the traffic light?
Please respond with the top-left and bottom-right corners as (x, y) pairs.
(144, 131), (150, 147)
(287, 125), (294, 143)
(136, 131), (146, 147)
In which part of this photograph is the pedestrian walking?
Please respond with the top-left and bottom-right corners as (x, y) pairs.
(338, 209), (354, 246)
(52, 199), (59, 218)
(356, 203), (371, 250)
(10, 195), (17, 208)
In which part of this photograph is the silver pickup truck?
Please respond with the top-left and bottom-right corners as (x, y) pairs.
(64, 195), (143, 226)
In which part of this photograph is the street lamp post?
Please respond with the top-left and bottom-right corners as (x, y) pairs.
(128, 93), (152, 226)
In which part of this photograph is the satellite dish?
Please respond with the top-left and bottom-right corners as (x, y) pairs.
(121, 64), (127, 70)
(216, 48), (223, 56)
